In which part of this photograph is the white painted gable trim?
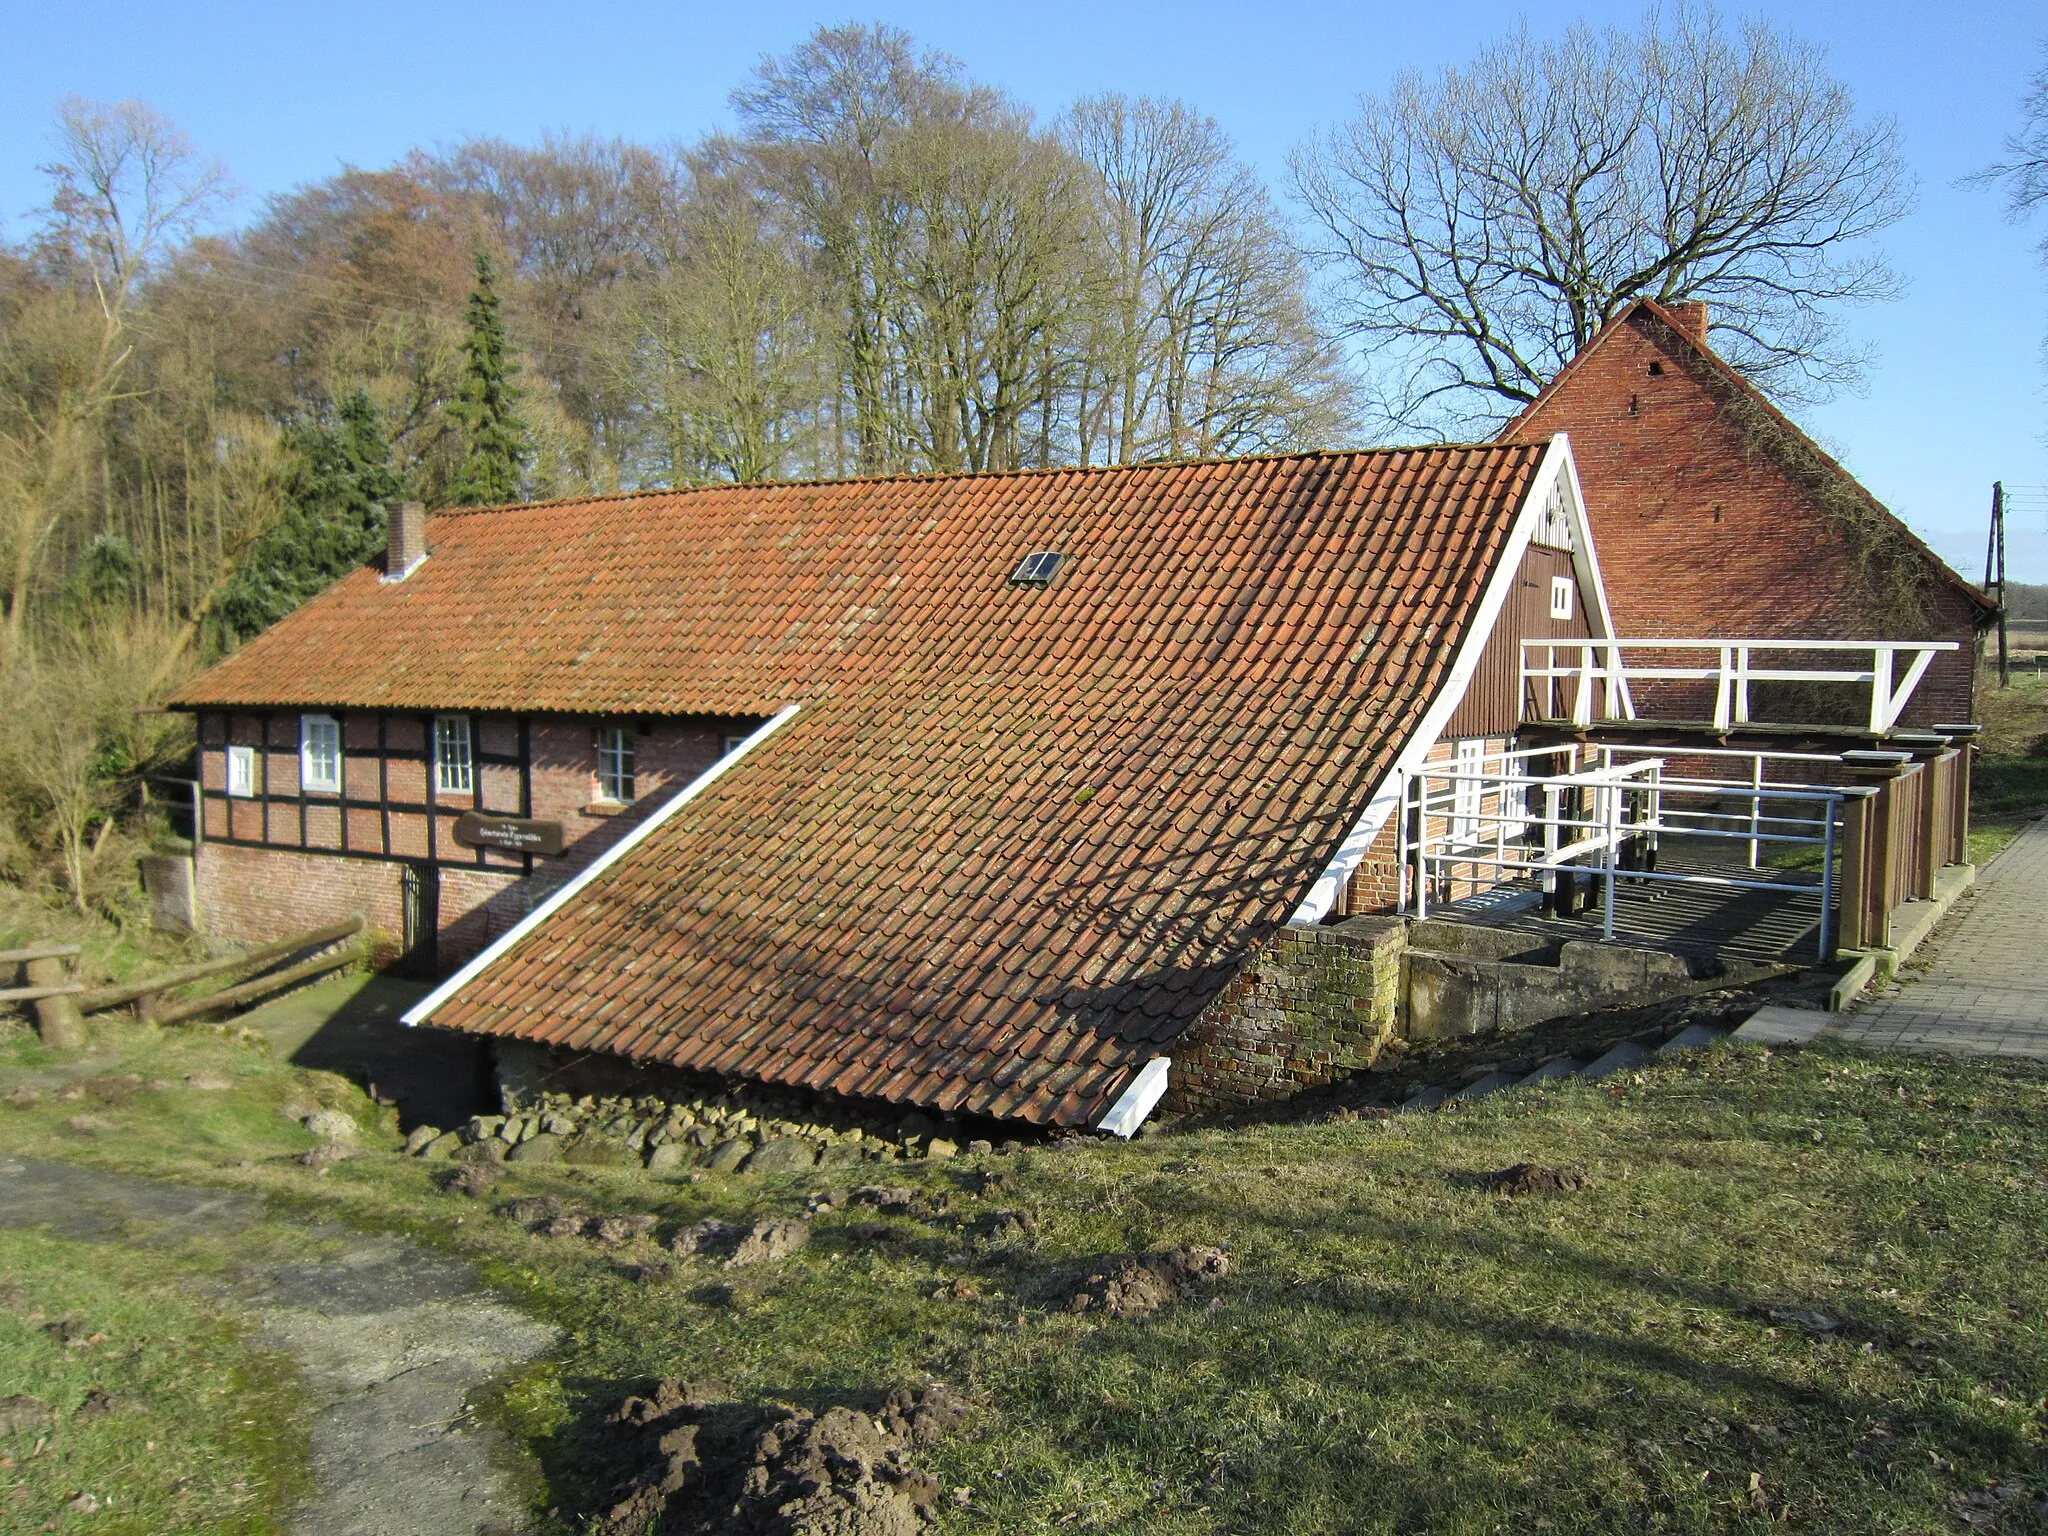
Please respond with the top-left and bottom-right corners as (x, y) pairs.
(401, 705), (802, 1028)
(1288, 434), (1610, 925)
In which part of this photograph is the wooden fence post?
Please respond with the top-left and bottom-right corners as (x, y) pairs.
(26, 956), (86, 1050)
(1837, 792), (1873, 951)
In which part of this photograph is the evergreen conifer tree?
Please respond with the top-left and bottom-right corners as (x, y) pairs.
(211, 392), (400, 645)
(445, 251), (532, 505)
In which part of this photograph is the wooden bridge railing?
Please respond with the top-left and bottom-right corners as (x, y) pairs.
(1837, 745), (1972, 951)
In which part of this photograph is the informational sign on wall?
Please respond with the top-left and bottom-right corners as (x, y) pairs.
(451, 812), (566, 857)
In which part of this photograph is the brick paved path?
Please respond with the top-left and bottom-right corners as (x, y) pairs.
(1828, 815), (2048, 1060)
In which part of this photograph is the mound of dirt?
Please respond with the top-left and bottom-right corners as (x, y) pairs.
(1065, 1244), (1229, 1319)
(596, 1379), (971, 1535)
(1479, 1162), (1585, 1196)
(666, 1216), (811, 1267)
(0, 1394), (49, 1433)
(851, 1185), (933, 1218)
(445, 1162), (504, 1198)
(726, 1217), (810, 1267)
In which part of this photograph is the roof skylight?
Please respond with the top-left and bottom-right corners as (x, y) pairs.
(1010, 551), (1064, 586)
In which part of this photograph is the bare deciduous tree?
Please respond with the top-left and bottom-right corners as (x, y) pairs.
(1067, 95), (1351, 463)
(0, 97), (230, 663)
(1978, 44), (2048, 230)
(1291, 10), (1912, 434)
(604, 143), (822, 484)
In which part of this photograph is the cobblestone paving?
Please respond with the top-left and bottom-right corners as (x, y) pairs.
(1829, 816), (2048, 1060)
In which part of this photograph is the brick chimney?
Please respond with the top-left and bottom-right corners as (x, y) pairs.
(1669, 301), (1710, 346)
(383, 500), (426, 582)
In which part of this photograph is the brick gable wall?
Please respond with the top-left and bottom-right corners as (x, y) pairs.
(1505, 312), (1978, 726)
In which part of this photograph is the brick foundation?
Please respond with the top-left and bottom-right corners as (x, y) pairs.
(197, 843), (406, 952)
(1169, 916), (1405, 1113)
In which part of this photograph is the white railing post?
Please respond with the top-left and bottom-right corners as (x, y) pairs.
(1542, 782), (1561, 899)
(1396, 770), (1411, 913)
(1747, 754), (1764, 870)
(1712, 644), (1733, 730)
(1603, 639), (1621, 721)
(1869, 645), (1894, 734)
(1413, 773), (1428, 921)
(1601, 776), (1620, 940)
(1734, 644), (1752, 725)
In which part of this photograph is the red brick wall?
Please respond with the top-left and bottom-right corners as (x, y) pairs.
(1337, 734), (1515, 915)
(1505, 310), (1980, 726)
(197, 842), (406, 951)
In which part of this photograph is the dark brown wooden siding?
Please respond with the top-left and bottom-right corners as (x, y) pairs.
(1443, 544), (1591, 738)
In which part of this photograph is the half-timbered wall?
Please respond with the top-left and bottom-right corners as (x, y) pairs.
(192, 710), (760, 966)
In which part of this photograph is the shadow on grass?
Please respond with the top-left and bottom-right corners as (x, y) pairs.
(240, 972), (492, 1131)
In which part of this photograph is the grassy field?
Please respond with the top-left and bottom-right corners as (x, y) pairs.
(0, 684), (2043, 1533)
(1, 1010), (2045, 1535)
(0, 1227), (309, 1534)
(1971, 668), (2048, 866)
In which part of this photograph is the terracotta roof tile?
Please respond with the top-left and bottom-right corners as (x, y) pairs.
(176, 446), (1547, 1126)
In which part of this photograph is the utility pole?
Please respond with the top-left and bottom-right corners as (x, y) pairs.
(1985, 481), (2008, 689)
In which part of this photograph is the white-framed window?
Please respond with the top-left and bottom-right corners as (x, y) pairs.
(1549, 574), (1576, 620)
(1452, 738), (1486, 847)
(596, 725), (636, 804)
(226, 744), (256, 799)
(435, 714), (474, 794)
(724, 732), (751, 756)
(300, 714), (342, 794)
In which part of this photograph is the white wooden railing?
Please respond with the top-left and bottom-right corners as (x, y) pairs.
(1519, 638), (1959, 734)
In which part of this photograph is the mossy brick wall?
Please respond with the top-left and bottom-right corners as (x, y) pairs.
(1170, 916), (1405, 1113)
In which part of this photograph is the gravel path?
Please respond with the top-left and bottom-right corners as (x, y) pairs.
(0, 1155), (553, 1535)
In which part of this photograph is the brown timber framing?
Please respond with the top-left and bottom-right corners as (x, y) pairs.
(197, 707), (537, 874)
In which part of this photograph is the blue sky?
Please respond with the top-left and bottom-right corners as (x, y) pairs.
(8, 0), (2046, 580)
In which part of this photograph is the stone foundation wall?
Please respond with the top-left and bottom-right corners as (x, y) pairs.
(1169, 916), (1406, 1113)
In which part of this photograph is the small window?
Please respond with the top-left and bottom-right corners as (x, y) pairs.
(724, 732), (751, 756)
(596, 725), (636, 804)
(1549, 575), (1576, 620)
(435, 715), (474, 794)
(1010, 551), (1064, 586)
(226, 745), (255, 799)
(300, 714), (341, 794)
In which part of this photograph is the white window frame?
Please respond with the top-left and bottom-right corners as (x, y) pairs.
(1549, 574), (1576, 620)
(723, 732), (751, 756)
(596, 725), (636, 804)
(300, 714), (342, 795)
(1451, 738), (1486, 849)
(435, 714), (474, 795)
(226, 744), (256, 799)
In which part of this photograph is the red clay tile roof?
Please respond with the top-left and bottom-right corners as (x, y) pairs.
(345, 446), (1552, 1127)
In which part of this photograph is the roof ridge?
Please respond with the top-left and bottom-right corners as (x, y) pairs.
(429, 440), (1535, 519)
